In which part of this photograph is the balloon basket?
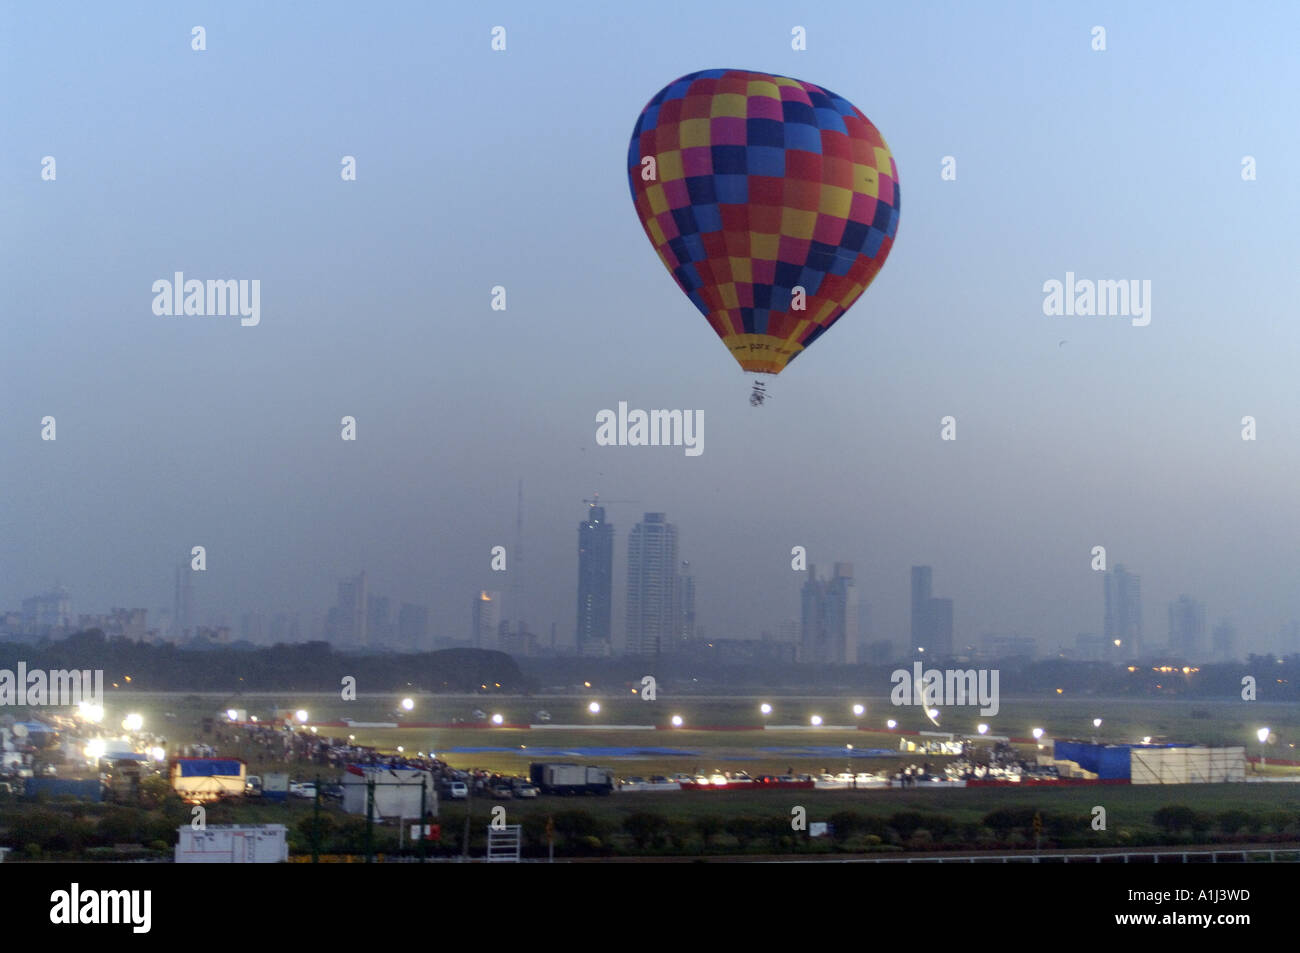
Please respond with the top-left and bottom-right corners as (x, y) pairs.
(749, 380), (768, 407)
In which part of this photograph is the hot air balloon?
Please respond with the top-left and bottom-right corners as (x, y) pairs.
(627, 69), (900, 404)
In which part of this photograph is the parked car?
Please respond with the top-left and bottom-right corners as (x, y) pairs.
(289, 781), (316, 799)
(514, 783), (539, 798)
(446, 781), (468, 799)
(490, 784), (514, 799)
(649, 775), (669, 784)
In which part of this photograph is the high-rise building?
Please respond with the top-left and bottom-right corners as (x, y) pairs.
(910, 566), (931, 652)
(472, 591), (500, 649)
(678, 561), (696, 644)
(173, 562), (193, 640)
(576, 504), (614, 656)
(336, 571), (368, 647)
(22, 586), (72, 630)
(800, 563), (858, 664)
(1212, 619), (1236, 662)
(1104, 564), (1142, 660)
(1167, 595), (1206, 658)
(398, 603), (429, 650)
(626, 513), (678, 656)
(910, 566), (953, 656)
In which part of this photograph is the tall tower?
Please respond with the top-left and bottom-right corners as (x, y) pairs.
(473, 591), (500, 649)
(576, 503), (614, 656)
(173, 559), (193, 639)
(1104, 564), (1142, 660)
(910, 566), (932, 653)
(511, 479), (525, 631)
(626, 513), (678, 657)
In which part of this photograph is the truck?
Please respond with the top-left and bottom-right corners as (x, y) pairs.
(169, 758), (246, 803)
(528, 762), (614, 796)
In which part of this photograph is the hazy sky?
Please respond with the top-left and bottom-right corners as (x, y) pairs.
(4, 2), (1300, 655)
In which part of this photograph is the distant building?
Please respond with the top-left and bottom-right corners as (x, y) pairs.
(1074, 632), (1104, 661)
(173, 562), (193, 639)
(398, 603), (429, 650)
(576, 504), (614, 656)
(1212, 619), (1237, 662)
(23, 587), (71, 629)
(1104, 564), (1142, 660)
(335, 572), (368, 647)
(472, 591), (500, 649)
(626, 513), (679, 656)
(985, 634), (1037, 661)
(800, 563), (858, 664)
(678, 561), (696, 644)
(1167, 595), (1206, 658)
(910, 566), (953, 656)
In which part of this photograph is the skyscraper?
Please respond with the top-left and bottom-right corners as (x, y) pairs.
(398, 603), (430, 650)
(800, 563), (859, 664)
(173, 561), (193, 640)
(472, 591), (500, 649)
(626, 513), (678, 656)
(678, 561), (696, 644)
(576, 503), (614, 656)
(1104, 564), (1142, 660)
(336, 571), (368, 647)
(1167, 595), (1206, 658)
(910, 565), (931, 653)
(910, 566), (953, 656)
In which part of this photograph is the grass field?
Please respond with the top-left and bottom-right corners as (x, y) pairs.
(64, 691), (1297, 779)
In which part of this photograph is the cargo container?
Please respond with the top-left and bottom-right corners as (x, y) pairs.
(528, 762), (614, 795)
(22, 777), (104, 801)
(175, 824), (288, 863)
(169, 757), (246, 802)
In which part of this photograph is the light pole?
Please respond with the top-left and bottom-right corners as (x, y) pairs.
(1092, 718), (1102, 745)
(1257, 727), (1270, 772)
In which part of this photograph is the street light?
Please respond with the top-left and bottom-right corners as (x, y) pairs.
(810, 715), (823, 727)
(760, 703), (772, 716)
(401, 697), (414, 712)
(671, 715), (683, 727)
(123, 713), (143, 732)
(1092, 717), (1102, 744)
(1257, 727), (1271, 770)
(887, 719), (897, 730)
(295, 709), (309, 724)
(491, 713), (504, 725)
(852, 704), (865, 717)
(588, 701), (600, 714)
(977, 724), (988, 736)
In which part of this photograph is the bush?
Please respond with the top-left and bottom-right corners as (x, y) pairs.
(1153, 805), (1197, 833)
(622, 812), (670, 850)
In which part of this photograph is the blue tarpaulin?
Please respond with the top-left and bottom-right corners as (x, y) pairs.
(176, 759), (242, 777)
